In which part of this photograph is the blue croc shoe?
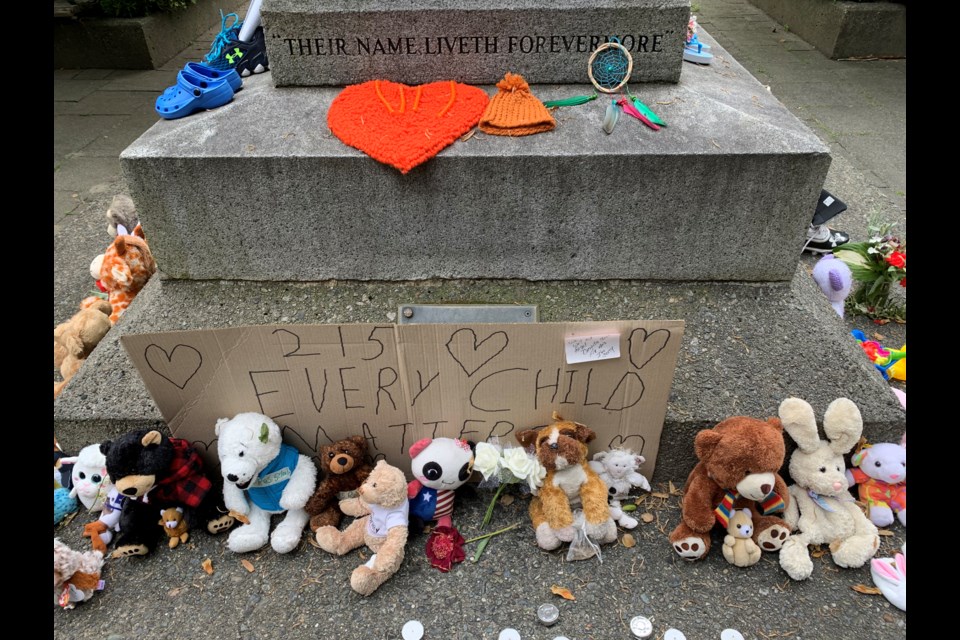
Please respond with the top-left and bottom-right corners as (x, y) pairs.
(156, 69), (235, 120)
(184, 62), (242, 92)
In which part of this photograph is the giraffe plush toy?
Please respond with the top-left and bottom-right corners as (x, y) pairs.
(87, 224), (157, 324)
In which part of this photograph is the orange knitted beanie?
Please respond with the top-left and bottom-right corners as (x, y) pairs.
(327, 80), (489, 174)
(479, 73), (556, 136)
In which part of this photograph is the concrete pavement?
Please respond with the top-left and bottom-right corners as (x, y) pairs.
(54, 1), (906, 637)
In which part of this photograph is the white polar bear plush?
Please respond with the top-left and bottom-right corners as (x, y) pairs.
(589, 449), (651, 529)
(216, 413), (318, 554)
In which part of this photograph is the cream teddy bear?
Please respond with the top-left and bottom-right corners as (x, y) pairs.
(778, 398), (880, 581)
(314, 460), (409, 596)
(722, 508), (762, 567)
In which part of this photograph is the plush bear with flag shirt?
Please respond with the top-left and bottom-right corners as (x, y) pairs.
(669, 415), (792, 562)
(407, 437), (475, 533)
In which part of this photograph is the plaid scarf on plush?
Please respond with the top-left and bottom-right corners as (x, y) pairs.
(715, 489), (784, 527)
(149, 439), (211, 508)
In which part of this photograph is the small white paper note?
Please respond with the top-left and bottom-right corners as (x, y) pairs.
(564, 333), (621, 364)
(823, 196), (835, 206)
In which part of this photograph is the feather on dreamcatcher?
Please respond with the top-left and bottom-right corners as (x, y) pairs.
(543, 37), (665, 134)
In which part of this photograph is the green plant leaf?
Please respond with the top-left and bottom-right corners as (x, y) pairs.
(471, 536), (491, 563)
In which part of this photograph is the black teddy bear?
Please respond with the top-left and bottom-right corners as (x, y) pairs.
(95, 429), (234, 557)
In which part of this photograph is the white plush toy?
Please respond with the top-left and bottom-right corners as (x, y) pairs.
(216, 413), (318, 554)
(588, 449), (651, 529)
(777, 398), (880, 581)
(871, 543), (906, 611)
(62, 444), (112, 512)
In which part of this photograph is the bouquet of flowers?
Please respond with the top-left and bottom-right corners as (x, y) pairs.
(467, 441), (546, 561)
(833, 220), (906, 322)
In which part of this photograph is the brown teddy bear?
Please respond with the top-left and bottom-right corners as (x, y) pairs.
(158, 507), (190, 549)
(54, 299), (113, 398)
(515, 412), (617, 551)
(314, 460), (408, 596)
(305, 436), (374, 532)
(669, 415), (792, 561)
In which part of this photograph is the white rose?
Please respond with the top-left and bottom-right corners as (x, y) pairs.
(473, 442), (502, 481)
(502, 447), (537, 481)
(526, 458), (547, 493)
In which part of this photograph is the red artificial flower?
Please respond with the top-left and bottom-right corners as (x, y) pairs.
(900, 277), (906, 288)
(885, 251), (906, 269)
(861, 342), (880, 360)
(425, 526), (465, 572)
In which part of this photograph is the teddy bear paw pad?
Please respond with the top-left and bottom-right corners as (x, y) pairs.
(757, 525), (789, 551)
(207, 515), (236, 534)
(673, 537), (706, 560)
(112, 544), (149, 558)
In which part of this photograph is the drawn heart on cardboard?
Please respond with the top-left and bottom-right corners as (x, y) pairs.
(327, 80), (490, 174)
(189, 438), (218, 458)
(445, 328), (509, 377)
(144, 344), (203, 390)
(627, 328), (671, 371)
(607, 433), (646, 453)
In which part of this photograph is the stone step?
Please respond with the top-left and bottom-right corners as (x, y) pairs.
(262, 0), (690, 86)
(121, 31), (829, 283)
(748, 0), (906, 60)
(53, 270), (906, 483)
(54, 0), (244, 71)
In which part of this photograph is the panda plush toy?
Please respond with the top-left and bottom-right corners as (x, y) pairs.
(406, 437), (475, 532)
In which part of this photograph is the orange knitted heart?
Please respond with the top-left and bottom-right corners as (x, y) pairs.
(327, 80), (489, 174)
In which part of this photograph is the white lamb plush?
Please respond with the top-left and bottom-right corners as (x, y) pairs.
(216, 413), (318, 554)
(589, 448), (651, 529)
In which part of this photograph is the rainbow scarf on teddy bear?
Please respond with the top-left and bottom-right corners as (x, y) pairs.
(715, 490), (785, 527)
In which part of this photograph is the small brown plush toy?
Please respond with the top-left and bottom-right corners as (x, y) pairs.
(54, 299), (113, 398)
(305, 436), (373, 532)
(314, 460), (408, 596)
(158, 507), (190, 549)
(722, 508), (762, 567)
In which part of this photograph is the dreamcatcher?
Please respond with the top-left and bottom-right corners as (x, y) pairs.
(543, 37), (665, 134)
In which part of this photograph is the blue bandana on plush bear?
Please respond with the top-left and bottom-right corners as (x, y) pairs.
(246, 444), (300, 512)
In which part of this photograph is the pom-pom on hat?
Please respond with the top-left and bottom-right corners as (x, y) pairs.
(479, 73), (556, 136)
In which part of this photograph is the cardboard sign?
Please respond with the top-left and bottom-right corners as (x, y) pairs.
(121, 321), (684, 479)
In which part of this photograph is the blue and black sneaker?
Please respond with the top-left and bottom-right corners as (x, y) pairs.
(203, 11), (242, 65)
(205, 22), (270, 78)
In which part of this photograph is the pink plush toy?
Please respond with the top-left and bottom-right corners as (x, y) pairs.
(846, 434), (906, 527)
(406, 437), (475, 532)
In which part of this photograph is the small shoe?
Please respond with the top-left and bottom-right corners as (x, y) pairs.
(202, 11), (243, 66)
(683, 38), (714, 65)
(205, 25), (269, 77)
(184, 62), (242, 93)
(803, 224), (850, 254)
(155, 69), (235, 120)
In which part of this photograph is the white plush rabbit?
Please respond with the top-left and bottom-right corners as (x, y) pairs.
(871, 543), (905, 611)
(778, 398), (880, 581)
